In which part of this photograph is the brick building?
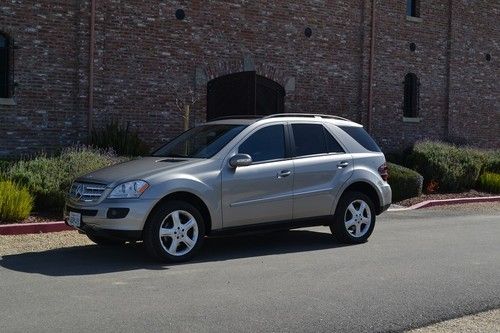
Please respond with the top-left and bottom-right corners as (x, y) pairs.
(0, 0), (498, 156)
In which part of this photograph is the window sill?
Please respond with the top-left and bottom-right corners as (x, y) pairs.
(0, 98), (16, 106)
(403, 117), (422, 123)
(406, 16), (423, 23)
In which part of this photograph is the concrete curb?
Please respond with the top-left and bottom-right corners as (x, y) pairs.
(388, 196), (500, 211)
(0, 221), (72, 235)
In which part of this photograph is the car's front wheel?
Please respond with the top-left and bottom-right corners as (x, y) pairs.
(330, 191), (376, 243)
(144, 200), (205, 262)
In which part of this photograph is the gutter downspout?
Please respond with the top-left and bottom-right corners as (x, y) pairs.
(367, 0), (376, 133)
(88, 0), (96, 141)
(444, 0), (453, 140)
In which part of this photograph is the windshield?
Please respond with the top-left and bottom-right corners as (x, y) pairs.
(152, 124), (247, 158)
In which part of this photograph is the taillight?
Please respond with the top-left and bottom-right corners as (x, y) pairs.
(378, 163), (389, 181)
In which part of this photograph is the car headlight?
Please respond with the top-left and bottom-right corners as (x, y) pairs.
(108, 180), (150, 199)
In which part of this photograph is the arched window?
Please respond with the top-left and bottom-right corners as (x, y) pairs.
(404, 73), (420, 118)
(0, 33), (9, 98)
(407, 0), (420, 17)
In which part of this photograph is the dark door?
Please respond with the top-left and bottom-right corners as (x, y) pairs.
(206, 71), (285, 121)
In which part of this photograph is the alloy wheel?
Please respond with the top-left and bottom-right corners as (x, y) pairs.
(344, 199), (372, 238)
(159, 210), (199, 256)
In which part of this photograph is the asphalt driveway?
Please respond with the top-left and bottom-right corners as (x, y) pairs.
(0, 204), (499, 332)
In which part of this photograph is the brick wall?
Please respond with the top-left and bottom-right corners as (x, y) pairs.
(0, 0), (498, 157)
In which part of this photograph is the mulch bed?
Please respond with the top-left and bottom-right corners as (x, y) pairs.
(1, 212), (63, 225)
(396, 190), (496, 207)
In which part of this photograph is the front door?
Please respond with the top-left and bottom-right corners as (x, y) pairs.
(221, 124), (293, 227)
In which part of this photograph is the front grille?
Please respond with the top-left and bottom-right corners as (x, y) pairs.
(69, 182), (107, 203)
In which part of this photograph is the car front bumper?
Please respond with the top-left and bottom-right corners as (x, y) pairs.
(65, 198), (158, 232)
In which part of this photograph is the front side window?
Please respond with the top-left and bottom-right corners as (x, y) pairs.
(153, 124), (247, 158)
(239, 125), (285, 163)
(407, 0), (420, 17)
(0, 33), (9, 98)
(403, 73), (420, 118)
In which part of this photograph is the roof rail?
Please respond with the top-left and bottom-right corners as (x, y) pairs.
(263, 113), (351, 122)
(209, 115), (264, 121)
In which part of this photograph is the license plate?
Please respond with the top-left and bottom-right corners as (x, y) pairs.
(68, 211), (81, 228)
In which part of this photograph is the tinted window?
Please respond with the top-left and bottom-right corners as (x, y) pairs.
(324, 127), (345, 153)
(339, 126), (381, 152)
(239, 125), (285, 162)
(292, 124), (327, 157)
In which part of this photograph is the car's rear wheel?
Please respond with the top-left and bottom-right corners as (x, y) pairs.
(330, 191), (376, 243)
(86, 233), (126, 246)
(144, 200), (205, 263)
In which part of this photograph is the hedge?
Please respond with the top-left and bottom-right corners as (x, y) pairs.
(387, 162), (423, 202)
(407, 141), (484, 192)
(5, 147), (126, 213)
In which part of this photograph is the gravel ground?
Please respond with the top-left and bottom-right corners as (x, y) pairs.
(397, 190), (495, 207)
(408, 308), (500, 333)
(0, 231), (92, 256)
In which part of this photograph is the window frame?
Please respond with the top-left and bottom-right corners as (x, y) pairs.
(236, 123), (291, 165)
(289, 122), (347, 159)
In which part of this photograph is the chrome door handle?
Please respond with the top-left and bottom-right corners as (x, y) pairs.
(277, 170), (292, 178)
(337, 161), (349, 169)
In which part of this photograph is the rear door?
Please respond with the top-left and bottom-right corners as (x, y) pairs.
(290, 123), (353, 220)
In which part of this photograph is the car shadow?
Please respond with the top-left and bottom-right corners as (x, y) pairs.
(0, 229), (352, 277)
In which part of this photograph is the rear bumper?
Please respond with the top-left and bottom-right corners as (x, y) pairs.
(378, 183), (392, 214)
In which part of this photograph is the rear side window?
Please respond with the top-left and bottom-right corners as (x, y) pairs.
(292, 124), (327, 156)
(339, 126), (381, 152)
(292, 124), (346, 157)
(324, 128), (345, 153)
(239, 125), (285, 162)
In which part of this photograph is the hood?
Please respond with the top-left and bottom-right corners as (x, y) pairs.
(76, 157), (204, 186)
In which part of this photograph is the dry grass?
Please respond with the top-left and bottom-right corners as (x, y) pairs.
(0, 231), (93, 256)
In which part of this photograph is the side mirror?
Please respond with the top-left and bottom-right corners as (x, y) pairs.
(229, 154), (253, 168)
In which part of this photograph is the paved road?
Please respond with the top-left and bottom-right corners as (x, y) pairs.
(1, 207), (499, 332)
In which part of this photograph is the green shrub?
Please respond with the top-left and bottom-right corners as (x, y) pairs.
(91, 121), (149, 157)
(483, 152), (500, 173)
(408, 141), (483, 192)
(5, 147), (126, 212)
(387, 162), (423, 202)
(0, 180), (33, 222)
(476, 172), (500, 194)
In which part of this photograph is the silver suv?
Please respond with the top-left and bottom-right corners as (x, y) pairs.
(66, 114), (391, 262)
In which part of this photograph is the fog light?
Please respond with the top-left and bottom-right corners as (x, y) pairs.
(107, 208), (130, 219)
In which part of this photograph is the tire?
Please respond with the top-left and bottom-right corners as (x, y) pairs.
(143, 200), (205, 263)
(86, 233), (126, 246)
(330, 191), (376, 244)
